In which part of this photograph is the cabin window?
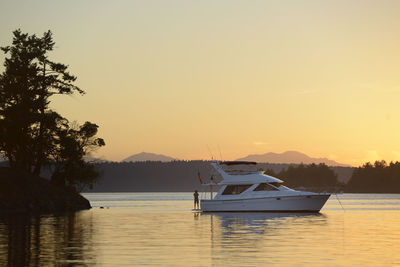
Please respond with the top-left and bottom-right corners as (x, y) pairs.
(222, 184), (252, 195)
(253, 183), (279, 191)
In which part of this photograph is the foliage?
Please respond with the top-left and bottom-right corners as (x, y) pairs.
(346, 160), (400, 193)
(277, 163), (340, 188)
(52, 122), (105, 190)
(0, 30), (82, 173)
(83, 161), (343, 192)
(0, 29), (104, 190)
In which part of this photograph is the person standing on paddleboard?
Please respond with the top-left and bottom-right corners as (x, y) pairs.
(193, 190), (199, 209)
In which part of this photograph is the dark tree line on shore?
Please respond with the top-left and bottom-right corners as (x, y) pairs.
(264, 163), (342, 190)
(83, 160), (399, 193)
(346, 161), (400, 193)
(85, 161), (347, 192)
(0, 30), (104, 191)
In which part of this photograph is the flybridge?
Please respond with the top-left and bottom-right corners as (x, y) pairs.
(219, 161), (259, 176)
(210, 161), (283, 183)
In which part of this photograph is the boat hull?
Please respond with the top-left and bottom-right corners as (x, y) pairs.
(200, 194), (330, 212)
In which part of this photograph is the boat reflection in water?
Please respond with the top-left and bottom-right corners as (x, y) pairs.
(202, 212), (326, 236)
(199, 211), (328, 265)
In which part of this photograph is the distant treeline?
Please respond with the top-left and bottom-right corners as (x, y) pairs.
(346, 161), (400, 193)
(264, 163), (342, 190)
(84, 161), (353, 192)
(4, 159), (399, 193)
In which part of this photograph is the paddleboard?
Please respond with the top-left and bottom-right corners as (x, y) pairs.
(191, 209), (202, 212)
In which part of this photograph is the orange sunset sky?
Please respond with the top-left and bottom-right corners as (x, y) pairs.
(1, 0), (400, 166)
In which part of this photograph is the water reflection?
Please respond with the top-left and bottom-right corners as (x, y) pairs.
(1, 194), (399, 266)
(204, 212), (326, 235)
(0, 211), (93, 266)
(198, 212), (329, 266)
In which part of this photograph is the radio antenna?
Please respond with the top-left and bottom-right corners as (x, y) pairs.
(218, 145), (223, 161)
(206, 145), (214, 160)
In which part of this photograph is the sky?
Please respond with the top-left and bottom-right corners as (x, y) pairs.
(1, 0), (400, 165)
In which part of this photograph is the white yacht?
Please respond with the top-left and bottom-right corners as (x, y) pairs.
(200, 161), (330, 212)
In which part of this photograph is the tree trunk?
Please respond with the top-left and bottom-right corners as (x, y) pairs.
(32, 60), (46, 176)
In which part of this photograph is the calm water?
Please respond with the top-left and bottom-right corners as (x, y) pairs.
(1, 193), (400, 266)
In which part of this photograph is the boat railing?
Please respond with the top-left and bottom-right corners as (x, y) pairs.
(225, 170), (259, 175)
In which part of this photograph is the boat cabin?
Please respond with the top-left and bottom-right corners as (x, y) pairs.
(207, 161), (292, 200)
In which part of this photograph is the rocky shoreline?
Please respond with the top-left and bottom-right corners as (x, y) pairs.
(0, 167), (91, 213)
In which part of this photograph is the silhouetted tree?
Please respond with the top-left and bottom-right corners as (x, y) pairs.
(346, 160), (400, 193)
(278, 163), (339, 188)
(0, 29), (104, 190)
(0, 29), (81, 173)
(52, 122), (105, 190)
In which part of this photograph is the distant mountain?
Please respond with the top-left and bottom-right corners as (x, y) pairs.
(236, 151), (350, 167)
(121, 152), (176, 162)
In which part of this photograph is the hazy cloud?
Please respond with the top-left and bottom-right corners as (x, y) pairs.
(355, 83), (400, 95)
(364, 150), (382, 163)
(253, 141), (270, 146)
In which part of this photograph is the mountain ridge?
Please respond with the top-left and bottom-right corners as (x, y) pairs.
(236, 150), (350, 167)
(122, 152), (176, 162)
